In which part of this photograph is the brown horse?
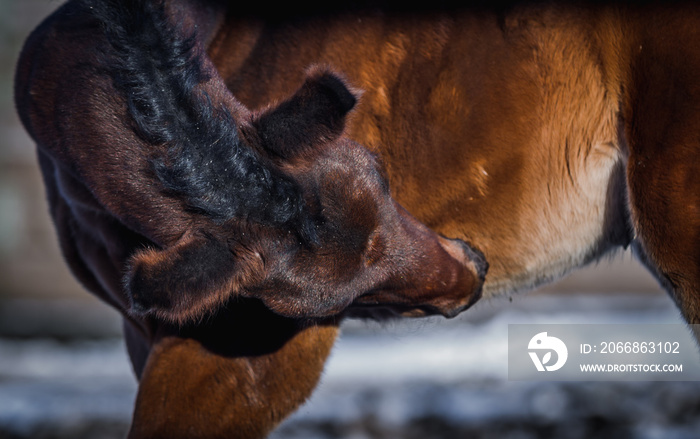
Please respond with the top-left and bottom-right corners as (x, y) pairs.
(15, 0), (486, 437)
(15, 0), (700, 437)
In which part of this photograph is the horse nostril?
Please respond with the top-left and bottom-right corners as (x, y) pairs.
(439, 236), (489, 285)
(458, 239), (489, 283)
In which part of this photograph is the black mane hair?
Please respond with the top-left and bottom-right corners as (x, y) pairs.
(84, 0), (315, 241)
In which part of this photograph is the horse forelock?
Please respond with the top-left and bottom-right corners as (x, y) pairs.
(85, 0), (314, 239)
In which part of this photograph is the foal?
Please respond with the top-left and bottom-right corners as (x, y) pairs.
(15, 0), (485, 437)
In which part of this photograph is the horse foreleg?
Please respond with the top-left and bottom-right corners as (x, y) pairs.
(127, 310), (338, 439)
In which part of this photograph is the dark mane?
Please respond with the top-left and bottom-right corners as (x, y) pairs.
(85, 0), (314, 238)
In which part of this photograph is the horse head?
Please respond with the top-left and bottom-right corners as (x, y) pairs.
(44, 0), (487, 325)
(125, 65), (487, 323)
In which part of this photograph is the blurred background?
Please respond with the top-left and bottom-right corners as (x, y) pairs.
(2, 1), (699, 438)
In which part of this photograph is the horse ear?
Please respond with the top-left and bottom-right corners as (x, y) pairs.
(253, 68), (359, 159)
(125, 232), (263, 324)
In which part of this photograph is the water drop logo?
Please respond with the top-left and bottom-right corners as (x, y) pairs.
(528, 332), (568, 372)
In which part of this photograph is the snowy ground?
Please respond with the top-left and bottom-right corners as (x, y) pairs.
(273, 293), (700, 439)
(1, 292), (700, 439)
